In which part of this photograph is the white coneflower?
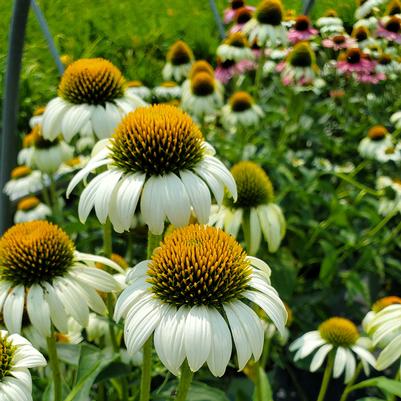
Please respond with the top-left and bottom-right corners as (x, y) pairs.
(3, 166), (44, 201)
(358, 125), (393, 159)
(181, 72), (224, 119)
(375, 53), (401, 77)
(181, 60), (216, 98)
(352, 25), (376, 48)
(42, 58), (145, 142)
(243, 0), (287, 47)
(355, 0), (385, 19)
(376, 176), (401, 215)
(290, 317), (376, 383)
(162, 40), (194, 82)
(29, 126), (74, 174)
(126, 80), (152, 102)
(366, 304), (401, 372)
(316, 9), (344, 36)
(209, 161), (285, 254)
(375, 143), (401, 163)
(56, 156), (89, 177)
(115, 224), (287, 376)
(67, 104), (236, 235)
(14, 196), (51, 223)
(29, 105), (46, 128)
(221, 92), (264, 129)
(0, 221), (123, 336)
(153, 81), (182, 102)
(0, 330), (47, 401)
(391, 110), (401, 128)
(363, 296), (401, 334)
(217, 32), (255, 62)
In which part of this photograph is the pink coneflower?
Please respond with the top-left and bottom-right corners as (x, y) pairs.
(224, 0), (255, 24)
(336, 48), (375, 74)
(215, 59), (256, 84)
(356, 70), (386, 83)
(288, 16), (318, 44)
(322, 34), (357, 50)
(377, 16), (401, 43)
(230, 7), (254, 33)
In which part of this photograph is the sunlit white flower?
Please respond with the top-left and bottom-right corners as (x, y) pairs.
(375, 53), (401, 77)
(316, 10), (344, 36)
(56, 156), (89, 177)
(0, 330), (47, 401)
(14, 196), (51, 223)
(67, 105), (236, 235)
(209, 161), (285, 254)
(153, 81), (182, 102)
(217, 32), (255, 62)
(0, 221), (123, 336)
(126, 80), (152, 102)
(3, 166), (44, 202)
(42, 58), (145, 142)
(290, 317), (376, 383)
(376, 176), (401, 215)
(162, 40), (194, 82)
(358, 125), (393, 159)
(115, 224), (287, 376)
(391, 110), (401, 128)
(355, 0), (384, 19)
(29, 105), (46, 129)
(375, 143), (401, 163)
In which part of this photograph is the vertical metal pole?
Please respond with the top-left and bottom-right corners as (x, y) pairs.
(208, 0), (226, 40)
(0, 0), (31, 234)
(31, 0), (64, 75)
(303, 0), (316, 15)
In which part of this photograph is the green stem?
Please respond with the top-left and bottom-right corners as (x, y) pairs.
(254, 361), (264, 401)
(254, 45), (266, 99)
(175, 360), (194, 401)
(316, 352), (334, 401)
(47, 332), (62, 401)
(103, 219), (113, 257)
(339, 362), (363, 401)
(147, 231), (162, 258)
(48, 173), (62, 223)
(260, 335), (271, 369)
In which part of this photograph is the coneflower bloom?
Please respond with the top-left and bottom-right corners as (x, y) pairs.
(221, 92), (264, 129)
(363, 296), (401, 333)
(29, 125), (74, 174)
(224, 0), (255, 24)
(375, 53), (401, 76)
(126, 80), (152, 102)
(352, 26), (376, 48)
(387, 0), (401, 16)
(3, 166), (44, 202)
(153, 81), (182, 102)
(358, 125), (393, 159)
(336, 48), (375, 74)
(377, 16), (401, 43)
(0, 330), (47, 401)
(114, 224), (287, 376)
(0, 221), (122, 336)
(391, 110), (401, 128)
(290, 317), (376, 383)
(215, 58), (255, 84)
(42, 58), (145, 142)
(355, 0), (385, 19)
(67, 105), (236, 235)
(209, 161), (285, 254)
(217, 32), (255, 62)
(276, 41), (319, 86)
(230, 7), (254, 33)
(374, 143), (401, 162)
(366, 303), (401, 372)
(322, 34), (357, 51)
(316, 9), (344, 36)
(29, 105), (45, 128)
(287, 15), (318, 44)
(244, 0), (287, 47)
(162, 40), (194, 82)
(14, 196), (51, 223)
(376, 176), (401, 215)
(18, 127), (38, 166)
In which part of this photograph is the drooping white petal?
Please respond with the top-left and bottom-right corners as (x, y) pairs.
(0, 281), (12, 312)
(70, 267), (120, 292)
(184, 305), (212, 372)
(61, 104), (92, 142)
(351, 345), (376, 368)
(42, 97), (70, 140)
(43, 282), (68, 333)
(75, 251), (125, 274)
(310, 344), (333, 372)
(71, 277), (107, 315)
(114, 282), (148, 322)
(249, 208), (262, 255)
(92, 105), (114, 139)
(344, 349), (356, 383)
(289, 331), (322, 351)
(194, 167), (224, 204)
(26, 285), (51, 337)
(9, 368), (32, 391)
(3, 285), (25, 333)
(333, 347), (347, 378)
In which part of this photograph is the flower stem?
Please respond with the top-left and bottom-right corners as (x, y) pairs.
(175, 360), (194, 401)
(103, 219), (113, 257)
(47, 332), (62, 401)
(316, 352), (334, 401)
(339, 362), (363, 401)
(254, 46), (266, 99)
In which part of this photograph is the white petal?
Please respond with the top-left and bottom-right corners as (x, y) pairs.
(333, 347), (347, 378)
(61, 104), (92, 142)
(3, 286), (25, 333)
(92, 105), (113, 139)
(71, 278), (107, 314)
(310, 344), (333, 372)
(42, 98), (70, 140)
(43, 282), (68, 333)
(195, 167), (224, 204)
(71, 267), (120, 292)
(9, 368), (32, 391)
(26, 285), (51, 337)
(75, 251), (125, 274)
(249, 208), (262, 255)
(114, 282), (148, 322)
(344, 349), (356, 383)
(0, 282), (12, 311)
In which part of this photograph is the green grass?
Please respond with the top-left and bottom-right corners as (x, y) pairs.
(0, 0), (356, 128)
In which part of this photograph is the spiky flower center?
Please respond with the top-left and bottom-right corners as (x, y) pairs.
(324, 8), (338, 17)
(127, 80), (144, 88)
(0, 334), (15, 380)
(388, 0), (401, 15)
(189, 60), (214, 79)
(231, 0), (245, 9)
(110, 105), (204, 176)
(229, 91), (254, 112)
(236, 7), (253, 24)
(0, 221), (75, 286)
(385, 17), (401, 33)
(319, 317), (359, 347)
(191, 72), (215, 96)
(289, 42), (314, 67)
(148, 225), (252, 307)
(59, 58), (125, 105)
(167, 40), (193, 66)
(226, 32), (248, 48)
(353, 27), (369, 42)
(256, 0), (283, 25)
(227, 161), (273, 209)
(333, 35), (346, 44)
(11, 166), (32, 180)
(17, 197), (40, 211)
(31, 125), (59, 149)
(378, 54), (392, 64)
(368, 125), (388, 140)
(346, 48), (362, 64)
(294, 15), (311, 31)
(372, 296), (401, 312)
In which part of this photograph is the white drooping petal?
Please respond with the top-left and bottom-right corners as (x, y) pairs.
(0, 281), (12, 311)
(3, 285), (25, 334)
(92, 105), (114, 139)
(374, 335), (401, 370)
(154, 306), (187, 375)
(71, 267), (120, 292)
(184, 305), (212, 372)
(249, 208), (262, 255)
(61, 104), (92, 142)
(195, 167), (224, 204)
(344, 349), (356, 383)
(26, 284), (51, 337)
(333, 347), (347, 378)
(43, 282), (68, 333)
(206, 307), (233, 377)
(310, 344), (333, 372)
(42, 97), (70, 140)
(75, 251), (125, 274)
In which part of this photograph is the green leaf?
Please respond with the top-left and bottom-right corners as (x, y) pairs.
(355, 398), (386, 401)
(350, 377), (401, 397)
(319, 240), (338, 284)
(252, 367), (273, 401)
